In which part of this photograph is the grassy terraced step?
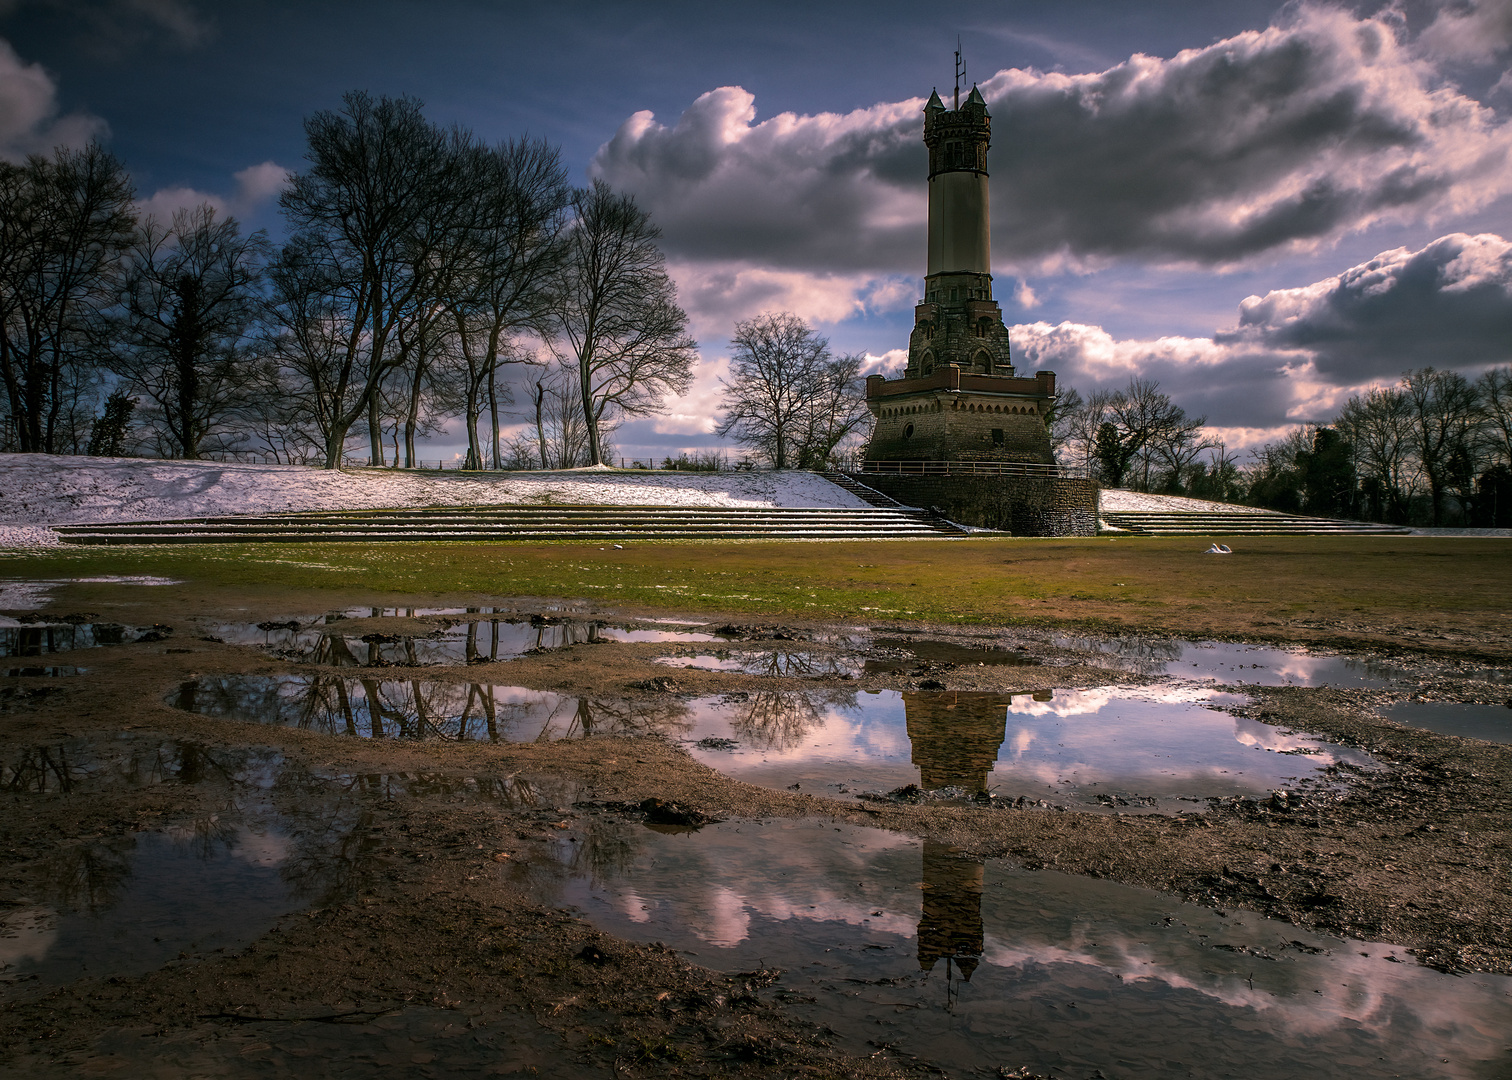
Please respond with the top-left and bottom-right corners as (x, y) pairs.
(1102, 510), (1410, 536)
(56, 503), (966, 545)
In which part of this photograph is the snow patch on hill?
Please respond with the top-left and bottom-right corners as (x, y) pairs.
(0, 454), (870, 539)
(1099, 489), (1282, 515)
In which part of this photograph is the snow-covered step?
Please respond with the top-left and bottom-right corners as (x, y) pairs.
(55, 503), (964, 544)
(1102, 511), (1410, 536)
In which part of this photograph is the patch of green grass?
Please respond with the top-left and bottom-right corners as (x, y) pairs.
(2, 536), (1507, 638)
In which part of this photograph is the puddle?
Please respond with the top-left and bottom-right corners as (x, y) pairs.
(0, 624), (156, 657)
(865, 636), (1036, 673)
(0, 740), (380, 993)
(656, 649), (865, 677)
(170, 679), (1370, 811)
(1057, 635), (1410, 687)
(170, 677), (695, 741)
(1, 827), (300, 990)
(599, 627), (724, 643)
(2, 665), (84, 677)
(520, 817), (1512, 1080)
(203, 617), (730, 666)
(1380, 701), (1512, 744)
(681, 687), (1372, 812)
(0, 576), (183, 610)
(654, 637), (1035, 679)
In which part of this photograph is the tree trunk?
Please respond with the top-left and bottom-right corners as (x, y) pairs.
(533, 381), (548, 470)
(579, 351), (602, 465)
(488, 366), (502, 470)
(367, 390), (384, 466)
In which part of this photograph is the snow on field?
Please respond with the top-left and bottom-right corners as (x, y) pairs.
(1098, 489), (1282, 515)
(0, 454), (870, 534)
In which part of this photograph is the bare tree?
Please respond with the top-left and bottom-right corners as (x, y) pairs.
(0, 145), (135, 453)
(1403, 367), (1482, 525)
(1086, 378), (1200, 490)
(446, 139), (569, 469)
(276, 92), (465, 467)
(552, 181), (696, 466)
(1337, 386), (1417, 523)
(793, 351), (873, 469)
(108, 204), (269, 458)
(1044, 385), (1085, 463)
(1478, 366), (1512, 469)
(715, 312), (831, 470)
(262, 236), (365, 466)
(525, 364), (604, 469)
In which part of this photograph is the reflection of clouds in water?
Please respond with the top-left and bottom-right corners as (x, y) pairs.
(227, 825), (291, 869)
(1007, 727), (1035, 759)
(0, 907), (56, 969)
(981, 930), (1501, 1051)
(1007, 689), (1113, 718)
(616, 889), (653, 925)
(701, 886), (753, 947)
(683, 693), (904, 760)
(589, 824), (920, 947)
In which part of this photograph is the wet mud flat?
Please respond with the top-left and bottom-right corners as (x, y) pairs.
(0, 581), (1509, 1079)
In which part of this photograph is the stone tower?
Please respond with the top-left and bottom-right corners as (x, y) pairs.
(863, 84), (1057, 464)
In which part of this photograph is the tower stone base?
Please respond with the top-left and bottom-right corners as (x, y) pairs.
(849, 471), (1098, 537)
(864, 367), (1056, 464)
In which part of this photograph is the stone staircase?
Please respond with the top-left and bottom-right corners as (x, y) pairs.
(1101, 510), (1411, 536)
(55, 503), (967, 545)
(817, 472), (909, 509)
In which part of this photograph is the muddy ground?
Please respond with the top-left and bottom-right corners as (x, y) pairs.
(1, 582), (1509, 1078)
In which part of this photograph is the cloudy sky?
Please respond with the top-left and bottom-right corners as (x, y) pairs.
(3, 0), (1510, 461)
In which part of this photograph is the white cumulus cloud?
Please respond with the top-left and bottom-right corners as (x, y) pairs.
(0, 37), (107, 161)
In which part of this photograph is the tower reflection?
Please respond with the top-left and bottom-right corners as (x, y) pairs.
(903, 691), (1018, 982)
(917, 841), (985, 980)
(903, 690), (1015, 793)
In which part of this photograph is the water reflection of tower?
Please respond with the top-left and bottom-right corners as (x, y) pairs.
(902, 692), (1010, 983)
(902, 690), (1012, 793)
(917, 842), (984, 981)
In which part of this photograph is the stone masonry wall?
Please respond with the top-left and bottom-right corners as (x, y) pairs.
(849, 473), (1099, 537)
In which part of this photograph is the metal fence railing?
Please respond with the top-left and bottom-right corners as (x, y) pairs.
(855, 459), (1091, 479)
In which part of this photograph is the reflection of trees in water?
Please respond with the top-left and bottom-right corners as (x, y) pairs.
(350, 771), (565, 809)
(176, 676), (695, 741)
(16, 738), (381, 916)
(0, 624), (124, 657)
(567, 817), (643, 887)
(40, 837), (137, 912)
(558, 698), (693, 740)
(2, 738), (254, 794)
(3, 743), (84, 792)
(268, 619), (605, 666)
(736, 649), (857, 677)
(1061, 635), (1183, 676)
(723, 690), (858, 751)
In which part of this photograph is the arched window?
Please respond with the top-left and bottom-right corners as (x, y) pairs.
(921, 350), (935, 377)
(973, 350), (993, 375)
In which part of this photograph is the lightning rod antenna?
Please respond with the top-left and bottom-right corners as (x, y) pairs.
(954, 38), (962, 109)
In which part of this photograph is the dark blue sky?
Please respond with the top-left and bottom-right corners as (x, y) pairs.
(3, 0), (1509, 461)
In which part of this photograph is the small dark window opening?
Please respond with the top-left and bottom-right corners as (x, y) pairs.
(950, 287), (958, 301)
(992, 428), (1005, 446)
(903, 423), (915, 440)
